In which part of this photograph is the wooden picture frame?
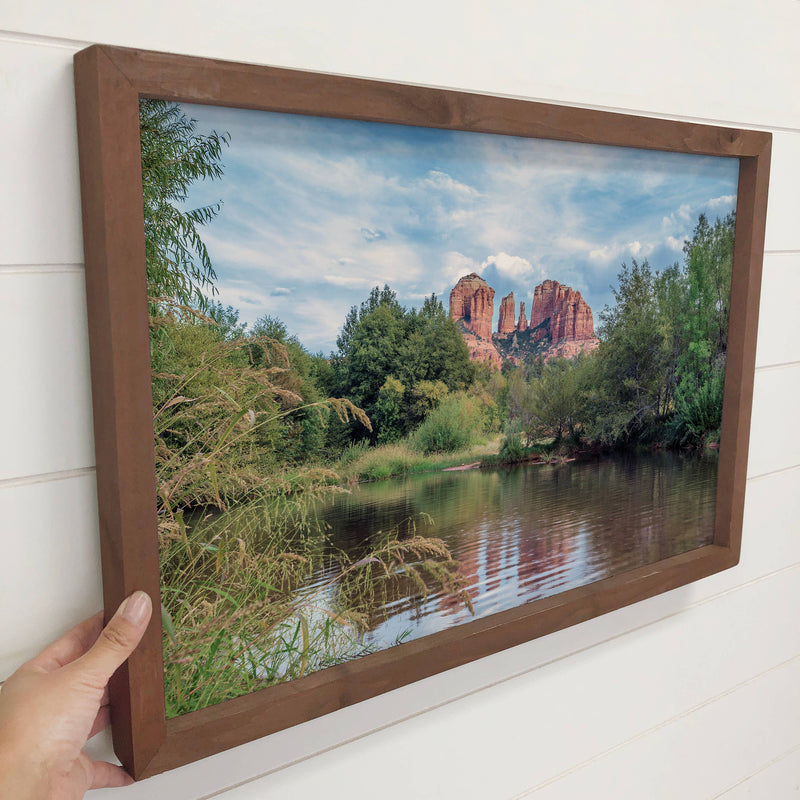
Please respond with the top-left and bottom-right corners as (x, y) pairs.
(73, 43), (770, 779)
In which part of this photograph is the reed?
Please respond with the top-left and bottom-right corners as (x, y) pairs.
(154, 316), (474, 716)
(159, 496), (472, 716)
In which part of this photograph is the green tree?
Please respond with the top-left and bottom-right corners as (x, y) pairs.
(140, 99), (229, 310)
(408, 379), (450, 427)
(374, 377), (406, 444)
(413, 393), (484, 454)
(653, 262), (686, 416)
(333, 287), (474, 443)
(208, 301), (247, 340)
(249, 314), (333, 463)
(505, 358), (590, 445)
(667, 213), (735, 445)
(594, 259), (667, 442)
(528, 357), (589, 443)
(676, 213), (735, 395)
(398, 294), (474, 390)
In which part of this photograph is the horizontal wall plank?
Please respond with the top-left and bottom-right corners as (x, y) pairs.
(0, 269), (95, 480)
(520, 656), (800, 799)
(180, 566), (800, 800)
(0, 473), (102, 680)
(755, 253), (800, 369)
(764, 132), (800, 252)
(0, 39), (84, 265)
(3, 1), (800, 131)
(1, 273), (793, 485)
(747, 364), (800, 478)
(719, 744), (800, 798)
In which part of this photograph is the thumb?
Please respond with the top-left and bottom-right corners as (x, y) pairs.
(75, 591), (153, 684)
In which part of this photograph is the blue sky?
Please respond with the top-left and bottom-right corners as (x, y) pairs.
(179, 102), (739, 354)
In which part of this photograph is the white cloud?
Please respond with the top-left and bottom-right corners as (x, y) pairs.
(324, 274), (376, 289)
(420, 170), (481, 199)
(555, 235), (595, 253)
(666, 235), (685, 252)
(212, 282), (271, 325)
(271, 287), (291, 296)
(202, 234), (271, 271)
(706, 194), (737, 210)
(442, 251), (480, 284)
(589, 241), (654, 263)
(662, 194), (735, 235)
(290, 296), (354, 353)
(482, 252), (538, 280)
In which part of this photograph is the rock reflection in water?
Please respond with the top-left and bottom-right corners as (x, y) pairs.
(312, 450), (717, 650)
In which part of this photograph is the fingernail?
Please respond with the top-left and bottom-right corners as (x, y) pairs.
(121, 591), (151, 625)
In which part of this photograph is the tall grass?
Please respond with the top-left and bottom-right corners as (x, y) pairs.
(154, 315), (474, 716)
(159, 496), (471, 716)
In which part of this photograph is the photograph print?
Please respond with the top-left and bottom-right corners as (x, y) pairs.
(143, 99), (739, 717)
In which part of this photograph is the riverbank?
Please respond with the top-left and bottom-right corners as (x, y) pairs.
(335, 437), (504, 483)
(334, 433), (579, 484)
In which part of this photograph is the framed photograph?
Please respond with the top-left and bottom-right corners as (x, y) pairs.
(73, 44), (770, 779)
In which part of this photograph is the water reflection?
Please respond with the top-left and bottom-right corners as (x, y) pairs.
(304, 450), (717, 649)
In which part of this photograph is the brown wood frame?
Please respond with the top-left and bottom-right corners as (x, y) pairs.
(73, 43), (771, 780)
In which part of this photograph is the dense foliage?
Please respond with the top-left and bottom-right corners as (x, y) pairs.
(140, 99), (229, 311)
(331, 288), (475, 444)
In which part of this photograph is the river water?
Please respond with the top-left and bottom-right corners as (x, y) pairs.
(301, 450), (718, 650)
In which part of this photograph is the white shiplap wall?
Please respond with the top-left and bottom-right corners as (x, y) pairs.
(1, 3), (799, 798)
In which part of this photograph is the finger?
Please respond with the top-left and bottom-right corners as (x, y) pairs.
(88, 704), (111, 739)
(72, 591), (153, 685)
(88, 759), (135, 789)
(26, 611), (105, 673)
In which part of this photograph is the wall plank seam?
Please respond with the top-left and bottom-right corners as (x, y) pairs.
(0, 29), (85, 50)
(0, 264), (84, 274)
(2, 431), (795, 493)
(510, 652), (800, 799)
(0, 467), (95, 490)
(754, 361), (800, 374)
(709, 741), (800, 799)
(747, 462), (800, 483)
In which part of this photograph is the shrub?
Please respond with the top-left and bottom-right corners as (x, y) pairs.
(340, 443), (426, 482)
(499, 432), (526, 462)
(672, 368), (725, 447)
(412, 393), (484, 454)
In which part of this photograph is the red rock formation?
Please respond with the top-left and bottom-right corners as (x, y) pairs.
(460, 330), (503, 369)
(449, 273), (495, 340)
(545, 338), (600, 360)
(517, 301), (527, 332)
(497, 292), (516, 335)
(529, 279), (595, 342)
(450, 275), (598, 367)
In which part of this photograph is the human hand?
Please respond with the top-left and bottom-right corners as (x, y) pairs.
(0, 591), (153, 799)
